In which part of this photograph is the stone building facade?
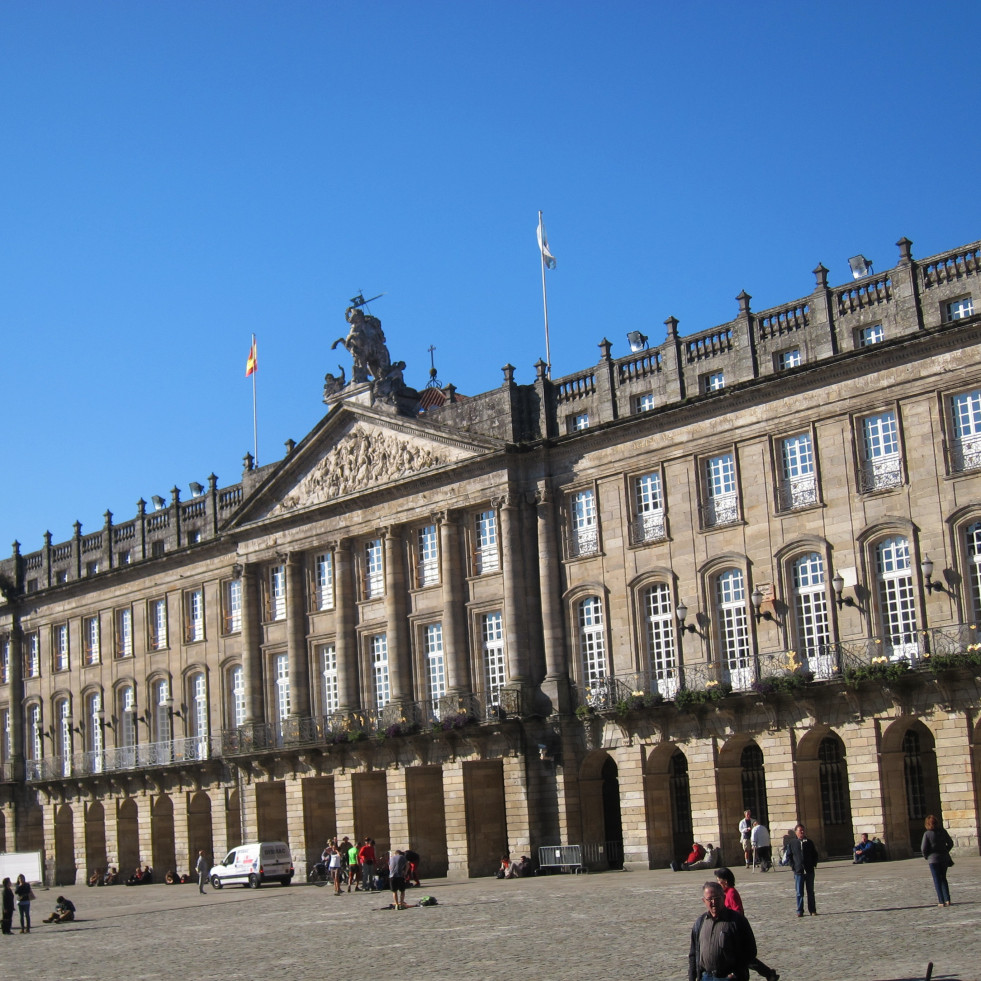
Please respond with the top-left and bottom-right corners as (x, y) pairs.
(2, 236), (981, 884)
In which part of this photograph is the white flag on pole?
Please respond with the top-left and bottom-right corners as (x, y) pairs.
(537, 213), (557, 270)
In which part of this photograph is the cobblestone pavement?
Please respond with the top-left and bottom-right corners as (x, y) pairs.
(6, 857), (979, 981)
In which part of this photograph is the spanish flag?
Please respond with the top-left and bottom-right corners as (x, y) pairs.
(245, 337), (257, 377)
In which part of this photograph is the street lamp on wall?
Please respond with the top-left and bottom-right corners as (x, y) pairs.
(832, 571), (863, 611)
(675, 602), (700, 635)
(921, 556), (947, 594)
(750, 587), (779, 624)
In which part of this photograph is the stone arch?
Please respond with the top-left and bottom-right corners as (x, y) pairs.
(54, 803), (76, 886)
(880, 717), (941, 857)
(151, 794), (177, 876)
(717, 735), (769, 863)
(18, 801), (44, 854)
(579, 749), (624, 870)
(187, 792), (214, 878)
(795, 727), (853, 857)
(643, 742), (691, 869)
(117, 797), (140, 873)
(84, 800), (108, 879)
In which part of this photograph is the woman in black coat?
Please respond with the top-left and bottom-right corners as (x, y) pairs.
(921, 814), (954, 907)
(1, 877), (14, 934)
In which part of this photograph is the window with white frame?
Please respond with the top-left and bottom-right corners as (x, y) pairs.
(635, 392), (655, 413)
(876, 536), (918, 660)
(364, 539), (384, 599)
(190, 672), (208, 757)
(84, 616), (101, 665)
(53, 624), (69, 672)
(119, 686), (136, 765)
(859, 324), (884, 347)
(320, 644), (339, 717)
(370, 634), (390, 709)
(632, 471), (666, 543)
(860, 410), (902, 492)
(704, 453), (739, 527)
(26, 632), (40, 678)
(223, 579), (242, 634)
(716, 569), (751, 689)
(228, 666), (246, 728)
(27, 704), (42, 762)
(644, 583), (678, 697)
(0, 636), (8, 684)
(86, 691), (103, 763)
(570, 489), (599, 557)
(274, 653), (290, 722)
(776, 348), (801, 371)
(569, 412), (589, 432)
(184, 588), (204, 642)
(149, 598), (168, 650)
(154, 678), (172, 744)
(950, 389), (981, 472)
(314, 552), (334, 610)
(578, 596), (608, 687)
(56, 698), (71, 774)
(425, 623), (447, 705)
(115, 608), (132, 658)
(268, 565), (286, 621)
(779, 432), (818, 510)
(416, 524), (440, 588)
(704, 371), (725, 392)
(966, 522), (981, 624)
(481, 611), (506, 703)
(792, 553), (833, 678)
(947, 296), (974, 321)
(474, 510), (500, 574)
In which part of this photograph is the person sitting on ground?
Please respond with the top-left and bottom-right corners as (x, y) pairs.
(104, 867), (119, 886)
(498, 853), (511, 878)
(165, 869), (179, 884)
(42, 896), (76, 924)
(88, 869), (102, 887)
(714, 869), (780, 981)
(853, 832), (876, 864)
(511, 855), (533, 877)
(672, 841), (706, 871)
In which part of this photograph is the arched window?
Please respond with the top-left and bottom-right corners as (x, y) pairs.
(55, 697), (72, 776)
(740, 743), (768, 826)
(716, 569), (751, 689)
(26, 704), (42, 761)
(818, 737), (847, 826)
(966, 522), (981, 624)
(227, 665), (246, 728)
(153, 678), (171, 744)
(793, 553), (832, 678)
(875, 536), (918, 659)
(189, 671), (208, 758)
(643, 584), (678, 697)
(86, 691), (103, 771)
(118, 685), (136, 768)
(578, 596), (607, 685)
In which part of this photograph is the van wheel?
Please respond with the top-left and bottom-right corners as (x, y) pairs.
(210, 876), (222, 890)
(248, 874), (260, 889)
(281, 878), (291, 886)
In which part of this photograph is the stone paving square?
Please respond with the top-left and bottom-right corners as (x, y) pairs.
(6, 857), (978, 981)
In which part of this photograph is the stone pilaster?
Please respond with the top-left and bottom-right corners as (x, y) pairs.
(536, 487), (570, 714)
(240, 564), (264, 724)
(442, 761), (469, 876)
(286, 554), (310, 717)
(439, 513), (469, 694)
(384, 527), (411, 703)
(499, 497), (529, 686)
(335, 542), (359, 712)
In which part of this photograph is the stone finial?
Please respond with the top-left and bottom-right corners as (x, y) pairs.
(534, 359), (548, 382)
(137, 499), (147, 516)
(208, 473), (218, 491)
(73, 521), (82, 538)
(12, 541), (20, 557)
(445, 383), (457, 402)
(664, 316), (679, 337)
(103, 510), (113, 526)
(284, 438), (296, 455)
(897, 237), (913, 264)
(243, 452), (255, 472)
(813, 263), (829, 289)
(598, 337), (612, 360)
(736, 291), (752, 316)
(502, 363), (515, 386)
(44, 530), (52, 546)
(171, 487), (181, 504)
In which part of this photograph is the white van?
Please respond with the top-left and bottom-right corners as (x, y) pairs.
(209, 841), (294, 889)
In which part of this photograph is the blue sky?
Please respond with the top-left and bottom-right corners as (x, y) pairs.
(2, 0), (980, 552)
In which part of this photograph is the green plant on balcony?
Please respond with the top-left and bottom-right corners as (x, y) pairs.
(674, 681), (732, 711)
(927, 643), (981, 673)
(843, 657), (910, 687)
(613, 690), (665, 717)
(575, 704), (596, 721)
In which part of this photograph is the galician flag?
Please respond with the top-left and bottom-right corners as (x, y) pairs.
(245, 337), (257, 377)
(537, 213), (556, 270)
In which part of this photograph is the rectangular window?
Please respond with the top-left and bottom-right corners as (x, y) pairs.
(416, 524), (439, 588)
(947, 296), (974, 321)
(950, 389), (981, 472)
(83, 614), (100, 663)
(229, 666), (246, 728)
(425, 623), (446, 704)
(184, 588), (204, 643)
(778, 433), (818, 510)
(0, 708), (9, 763)
(320, 644), (339, 716)
(860, 411), (902, 492)
(53, 624), (69, 672)
(115, 608), (132, 659)
(635, 393), (655, 413)
(568, 412), (589, 432)
(0, 636), (8, 685)
(474, 510), (500, 574)
(371, 634), (390, 709)
(364, 539), (384, 599)
(632, 471), (666, 543)
(859, 324), (884, 347)
(704, 453), (739, 527)
(481, 612), (506, 705)
(268, 565), (286, 621)
(275, 653), (290, 722)
(570, 489), (599, 557)
(149, 598), (168, 650)
(26, 633), (39, 678)
(776, 348), (801, 370)
(223, 579), (243, 634)
(314, 552), (334, 610)
(704, 371), (725, 392)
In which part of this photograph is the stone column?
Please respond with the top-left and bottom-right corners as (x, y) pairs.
(442, 761), (469, 876)
(240, 564), (264, 724)
(384, 527), (411, 704)
(439, 513), (470, 694)
(172, 790), (191, 876)
(72, 799), (88, 882)
(286, 554), (310, 717)
(335, 542), (360, 712)
(537, 487), (571, 713)
(500, 497), (530, 685)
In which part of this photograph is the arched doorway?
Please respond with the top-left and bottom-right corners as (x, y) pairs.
(84, 801), (108, 879)
(54, 804), (76, 886)
(579, 750), (624, 870)
(717, 736), (769, 865)
(795, 728), (853, 857)
(151, 795), (177, 875)
(880, 718), (941, 857)
(644, 743), (692, 869)
(188, 792), (214, 878)
(117, 797), (140, 873)
(226, 788), (242, 848)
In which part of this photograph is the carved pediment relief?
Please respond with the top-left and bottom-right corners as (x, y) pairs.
(271, 423), (459, 514)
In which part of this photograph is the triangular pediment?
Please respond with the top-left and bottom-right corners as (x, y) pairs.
(228, 404), (503, 527)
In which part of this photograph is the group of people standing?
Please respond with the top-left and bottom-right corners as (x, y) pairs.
(2, 876), (35, 934)
(319, 837), (420, 901)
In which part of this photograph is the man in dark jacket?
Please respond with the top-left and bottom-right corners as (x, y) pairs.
(688, 881), (757, 981)
(787, 823), (819, 917)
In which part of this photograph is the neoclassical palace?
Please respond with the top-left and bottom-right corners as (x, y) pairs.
(3, 236), (981, 884)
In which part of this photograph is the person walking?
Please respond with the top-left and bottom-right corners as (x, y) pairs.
(327, 839), (344, 895)
(688, 880), (757, 981)
(1, 877), (14, 935)
(750, 820), (771, 872)
(196, 850), (208, 894)
(787, 824), (819, 917)
(738, 810), (754, 869)
(920, 814), (954, 907)
(14, 874), (31, 933)
(715, 868), (779, 981)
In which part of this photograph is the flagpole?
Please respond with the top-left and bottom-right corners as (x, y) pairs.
(539, 210), (552, 378)
(251, 333), (258, 466)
